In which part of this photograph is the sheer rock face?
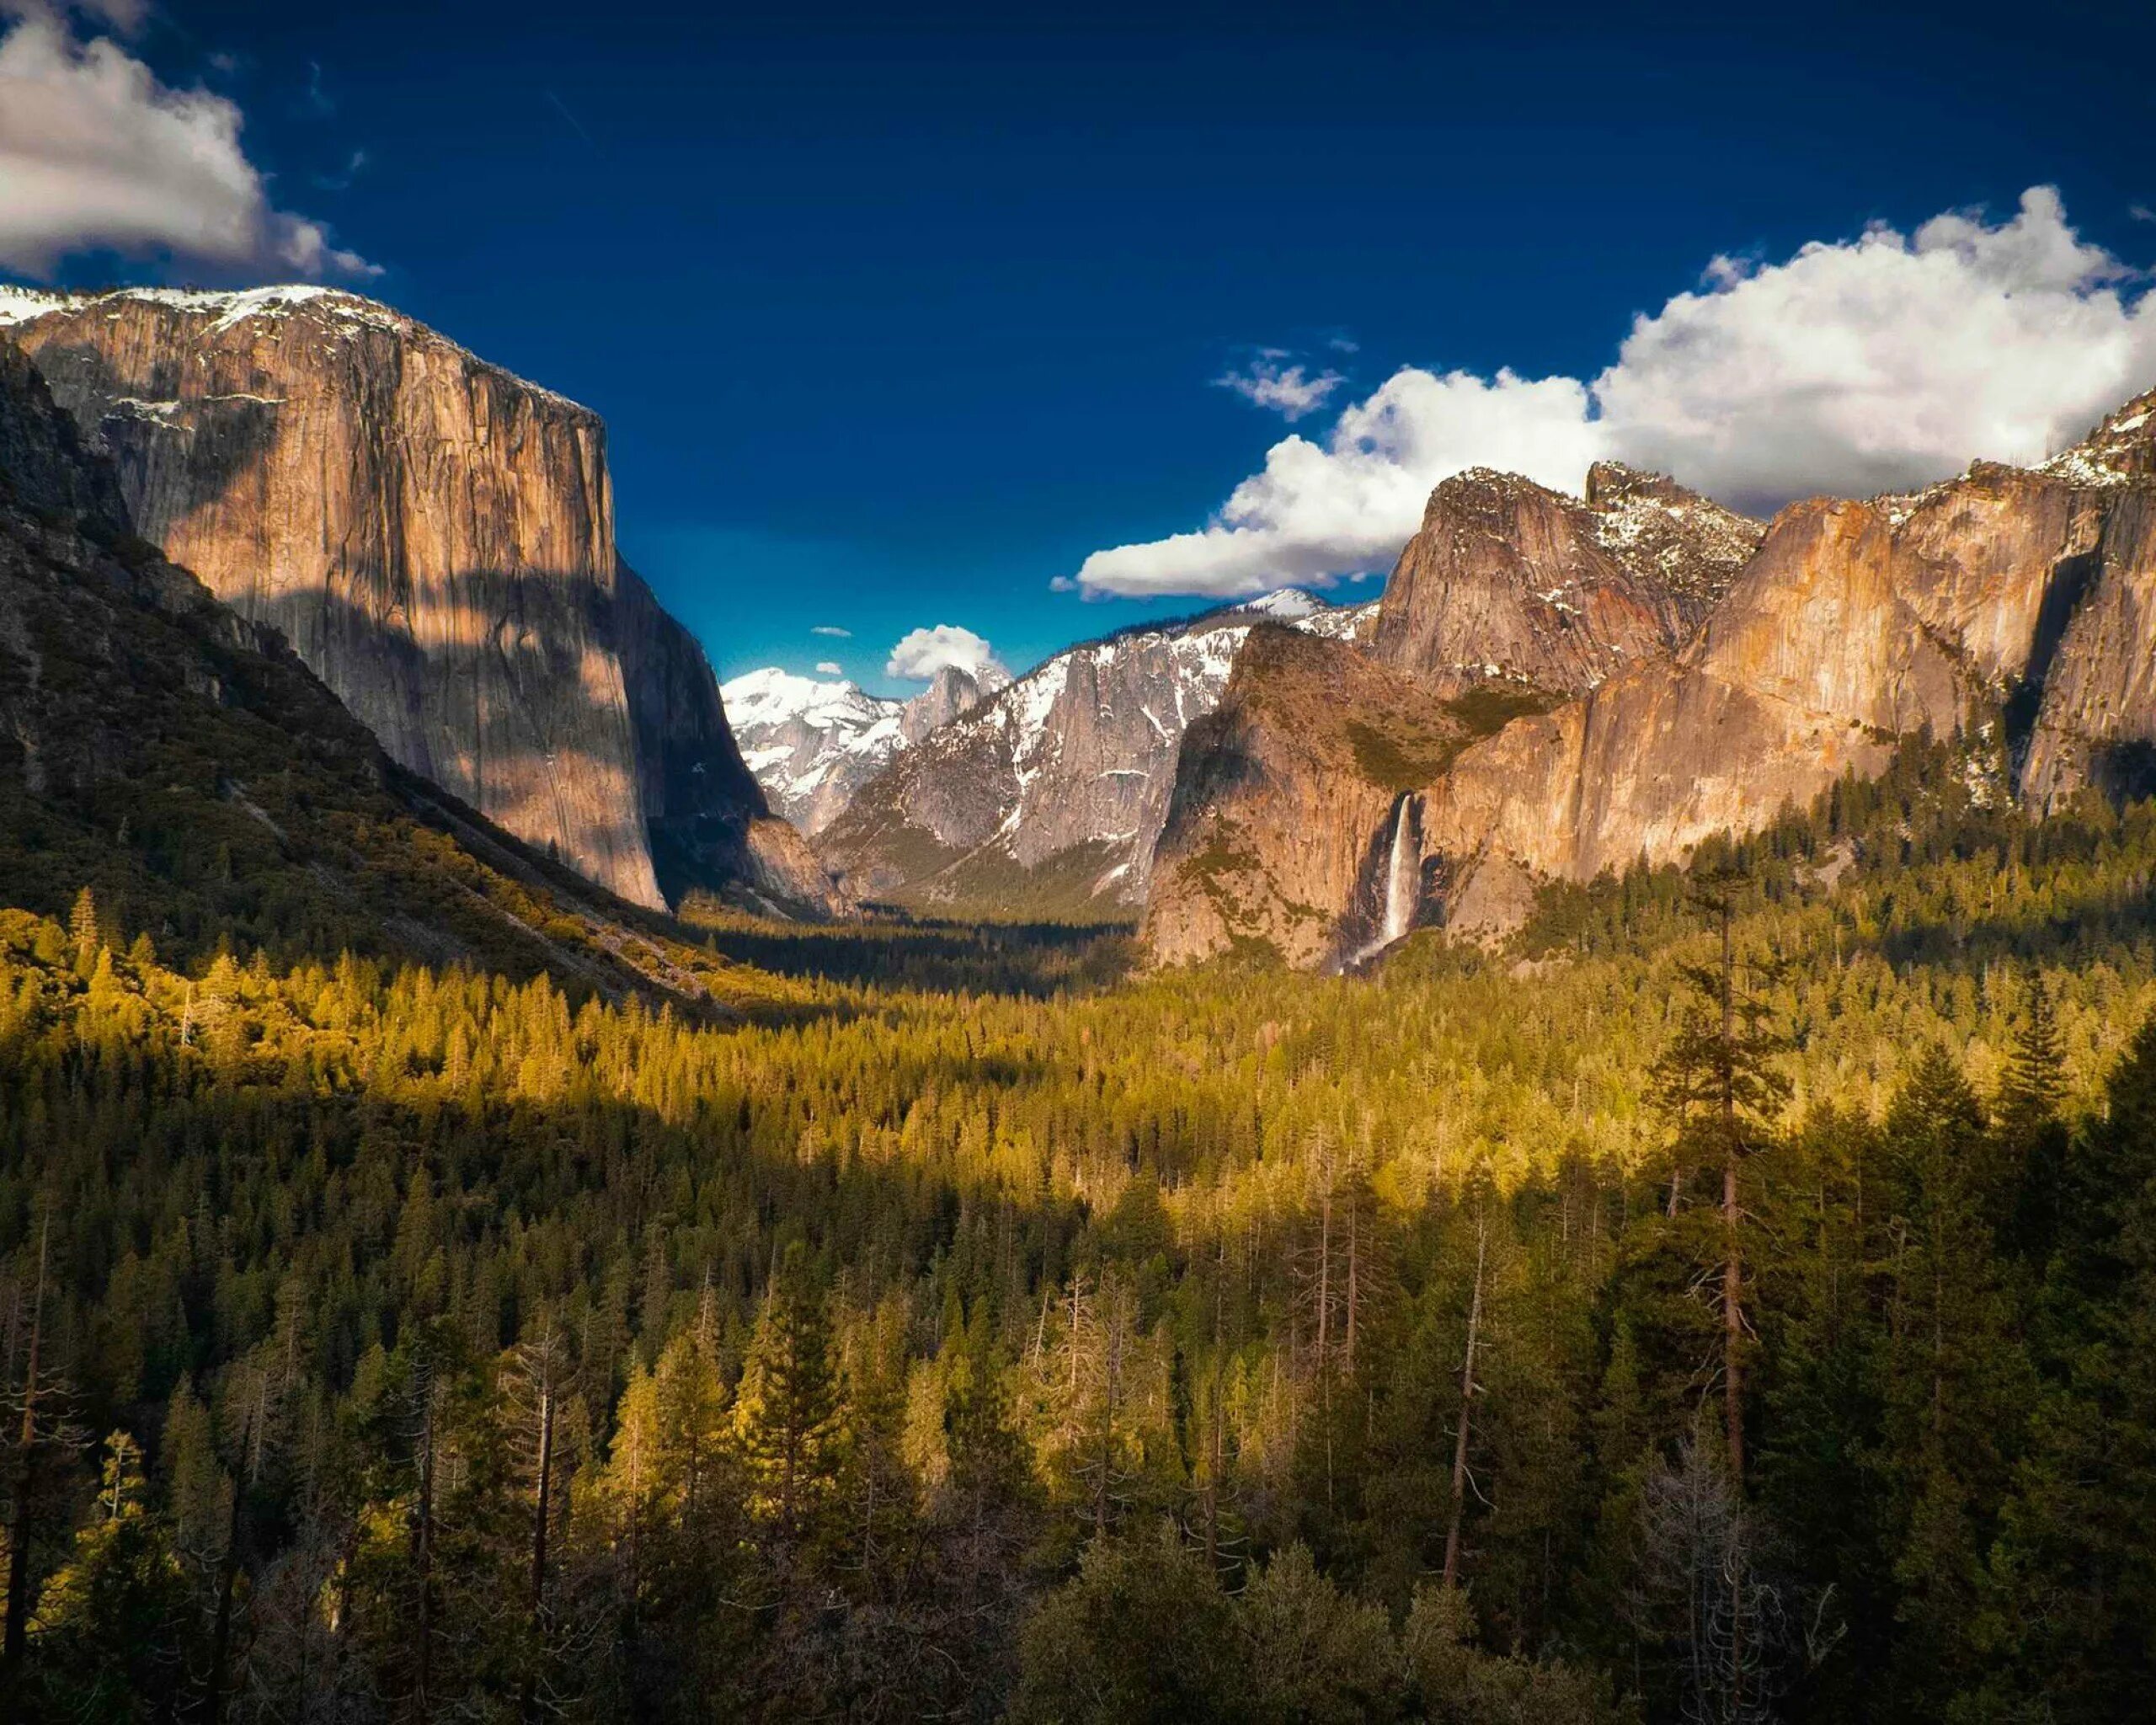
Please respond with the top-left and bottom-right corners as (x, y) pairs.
(1144, 385), (2156, 964)
(3, 286), (827, 915)
(900, 665), (996, 744)
(1420, 398), (2156, 937)
(1142, 628), (1459, 969)
(1370, 464), (1761, 697)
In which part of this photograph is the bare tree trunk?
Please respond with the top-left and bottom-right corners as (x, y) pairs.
(1092, 1311), (1121, 1541)
(1203, 1384), (1223, 1577)
(521, 1370), (556, 1725)
(1442, 1215), (1488, 1590)
(411, 1380), (437, 1724)
(1315, 1181), (1333, 1376)
(1719, 900), (1744, 1487)
(1343, 1194), (1361, 1377)
(205, 1409), (253, 1725)
(2, 1216), (50, 1680)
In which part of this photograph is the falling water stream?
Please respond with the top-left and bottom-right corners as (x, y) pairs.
(1350, 793), (1420, 965)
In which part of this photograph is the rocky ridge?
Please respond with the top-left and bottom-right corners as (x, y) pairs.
(1371, 463), (1760, 696)
(818, 594), (1373, 918)
(722, 662), (1005, 835)
(1145, 387), (2156, 966)
(0, 285), (833, 916)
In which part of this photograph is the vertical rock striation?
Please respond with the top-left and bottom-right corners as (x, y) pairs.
(1145, 389), (2156, 964)
(1411, 391), (2156, 939)
(1, 285), (827, 914)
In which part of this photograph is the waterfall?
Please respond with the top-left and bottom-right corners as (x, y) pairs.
(1349, 793), (1420, 966)
(1380, 793), (1418, 947)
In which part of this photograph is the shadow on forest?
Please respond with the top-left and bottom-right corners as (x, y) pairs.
(6, 1051), (1097, 1440)
(1861, 868), (2156, 976)
(687, 915), (1138, 1001)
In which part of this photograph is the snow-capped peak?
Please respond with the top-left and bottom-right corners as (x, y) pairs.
(1234, 588), (1324, 620)
(722, 667), (893, 732)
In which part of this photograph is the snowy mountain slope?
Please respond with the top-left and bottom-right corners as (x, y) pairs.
(720, 664), (1006, 835)
(814, 592), (1365, 917)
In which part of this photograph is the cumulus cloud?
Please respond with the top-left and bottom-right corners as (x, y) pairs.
(886, 624), (1006, 685)
(1081, 367), (1602, 599)
(0, 3), (376, 280)
(1076, 187), (2156, 599)
(1215, 355), (1346, 421)
(815, 660), (844, 676)
(810, 624), (851, 638)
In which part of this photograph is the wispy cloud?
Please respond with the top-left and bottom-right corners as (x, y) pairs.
(312, 147), (367, 191)
(545, 88), (594, 149)
(809, 624), (851, 638)
(1214, 355), (1345, 421)
(300, 57), (333, 117)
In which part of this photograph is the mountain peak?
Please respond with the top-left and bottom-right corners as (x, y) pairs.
(2041, 383), (2156, 488)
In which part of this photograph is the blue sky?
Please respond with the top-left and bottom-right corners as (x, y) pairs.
(5, 0), (2156, 694)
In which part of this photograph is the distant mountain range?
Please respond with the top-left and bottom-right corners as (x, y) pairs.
(804, 590), (1376, 919)
(722, 661), (1007, 836)
(8, 281), (2151, 966)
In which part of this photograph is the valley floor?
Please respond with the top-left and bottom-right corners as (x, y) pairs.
(3, 743), (2156, 1722)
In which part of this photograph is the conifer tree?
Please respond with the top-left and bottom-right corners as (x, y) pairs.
(734, 1245), (843, 1558)
(1650, 875), (1790, 1487)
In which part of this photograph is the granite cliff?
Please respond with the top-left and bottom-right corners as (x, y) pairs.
(1145, 388), (2156, 967)
(0, 335), (760, 1006)
(0, 284), (830, 916)
(1371, 463), (1759, 696)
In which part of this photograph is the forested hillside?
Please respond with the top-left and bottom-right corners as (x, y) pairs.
(5, 714), (2156, 1720)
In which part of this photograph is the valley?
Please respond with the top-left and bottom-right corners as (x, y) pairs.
(3, 270), (2155, 1725)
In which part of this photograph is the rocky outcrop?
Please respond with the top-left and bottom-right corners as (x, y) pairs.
(819, 595), (1365, 918)
(2019, 394), (2156, 805)
(0, 285), (830, 916)
(0, 333), (739, 1001)
(1145, 388), (2156, 965)
(1142, 628), (1476, 968)
(901, 664), (998, 743)
(1371, 464), (1759, 697)
(1414, 440), (2148, 935)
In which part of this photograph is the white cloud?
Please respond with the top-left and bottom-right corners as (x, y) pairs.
(0, 4), (376, 280)
(815, 660), (843, 676)
(809, 624), (851, 638)
(886, 624), (1006, 684)
(1080, 367), (1603, 599)
(1215, 355), (1345, 421)
(1076, 187), (2156, 598)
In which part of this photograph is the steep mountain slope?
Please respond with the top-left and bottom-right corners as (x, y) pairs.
(1416, 407), (2156, 937)
(722, 662), (1004, 834)
(1141, 627), (1507, 967)
(1146, 388), (2156, 966)
(1147, 465), (1758, 964)
(0, 337), (790, 1012)
(0, 285), (830, 916)
(818, 595), (1372, 918)
(1372, 462), (1759, 696)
